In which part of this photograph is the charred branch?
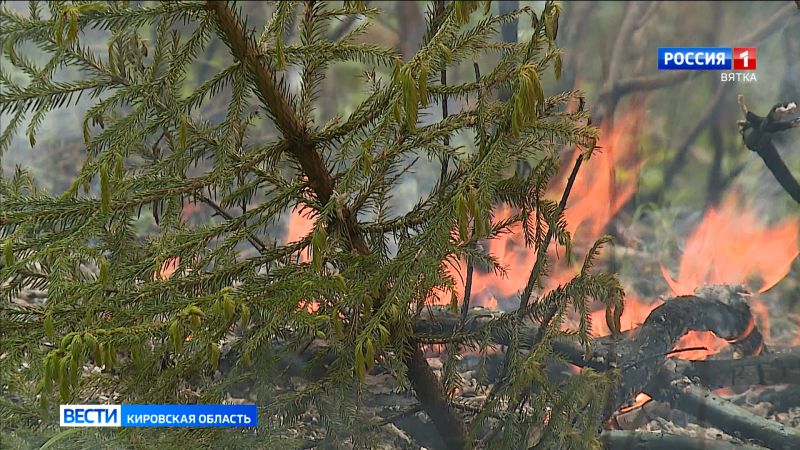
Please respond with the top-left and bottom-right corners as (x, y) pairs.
(417, 286), (764, 415)
(600, 430), (767, 450)
(677, 349), (800, 389)
(737, 95), (800, 204)
(597, 288), (763, 415)
(649, 376), (800, 450)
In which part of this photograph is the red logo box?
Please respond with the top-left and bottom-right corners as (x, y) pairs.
(733, 47), (756, 71)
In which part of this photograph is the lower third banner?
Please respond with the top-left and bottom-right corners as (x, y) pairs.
(60, 404), (258, 427)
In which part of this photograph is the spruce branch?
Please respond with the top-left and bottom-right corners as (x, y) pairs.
(206, 1), (337, 208)
(207, 4), (467, 446)
(195, 194), (268, 254)
(518, 152), (584, 313)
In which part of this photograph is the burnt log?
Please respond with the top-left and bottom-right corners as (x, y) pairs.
(597, 288), (763, 416)
(729, 385), (800, 415)
(677, 349), (800, 389)
(648, 375), (800, 450)
(600, 430), (767, 450)
(416, 286), (764, 415)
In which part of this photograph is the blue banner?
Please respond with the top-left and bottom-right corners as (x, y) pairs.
(658, 47), (732, 70)
(122, 404), (258, 427)
(61, 404), (258, 427)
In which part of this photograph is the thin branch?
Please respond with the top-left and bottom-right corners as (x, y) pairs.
(518, 152), (584, 312)
(328, 15), (359, 41)
(195, 194), (268, 254)
(439, 62), (450, 190)
(460, 261), (475, 323)
(647, 82), (730, 204)
(633, 2), (660, 32)
(459, 61), (483, 326)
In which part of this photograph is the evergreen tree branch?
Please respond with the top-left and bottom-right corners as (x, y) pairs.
(206, 3), (467, 446)
(206, 1), (335, 207)
(195, 194), (268, 254)
(519, 151), (584, 313)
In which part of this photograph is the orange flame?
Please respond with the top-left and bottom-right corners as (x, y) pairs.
(617, 393), (653, 414)
(660, 192), (799, 296)
(436, 105), (644, 310)
(285, 206), (316, 263)
(590, 295), (661, 337)
(562, 104), (643, 240)
(659, 191), (799, 359)
(154, 257), (180, 281)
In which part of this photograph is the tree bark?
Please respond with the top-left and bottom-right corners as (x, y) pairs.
(678, 350), (800, 389)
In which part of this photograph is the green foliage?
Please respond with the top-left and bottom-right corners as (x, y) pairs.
(1, 1), (619, 448)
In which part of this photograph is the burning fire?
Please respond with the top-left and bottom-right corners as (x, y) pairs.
(658, 191), (799, 359)
(285, 205), (316, 263)
(660, 192), (799, 296)
(285, 206), (318, 312)
(590, 191), (798, 361)
(562, 105), (644, 239)
(436, 104), (643, 311)
(589, 295), (661, 337)
(154, 257), (180, 281)
(617, 393), (653, 414)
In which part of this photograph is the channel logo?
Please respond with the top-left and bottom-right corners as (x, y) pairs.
(658, 47), (756, 71)
(61, 405), (121, 427)
(60, 404), (258, 428)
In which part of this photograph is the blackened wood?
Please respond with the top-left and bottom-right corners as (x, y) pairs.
(416, 288), (763, 416)
(729, 385), (800, 415)
(587, 291), (762, 416)
(651, 378), (800, 450)
(600, 430), (766, 450)
(678, 349), (800, 389)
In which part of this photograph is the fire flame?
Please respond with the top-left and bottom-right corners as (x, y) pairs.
(154, 257), (180, 281)
(617, 393), (653, 414)
(285, 206), (316, 263)
(285, 206), (318, 312)
(562, 105), (643, 239)
(659, 191), (799, 359)
(595, 191), (798, 361)
(589, 295), (661, 337)
(660, 192), (799, 296)
(437, 104), (644, 310)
